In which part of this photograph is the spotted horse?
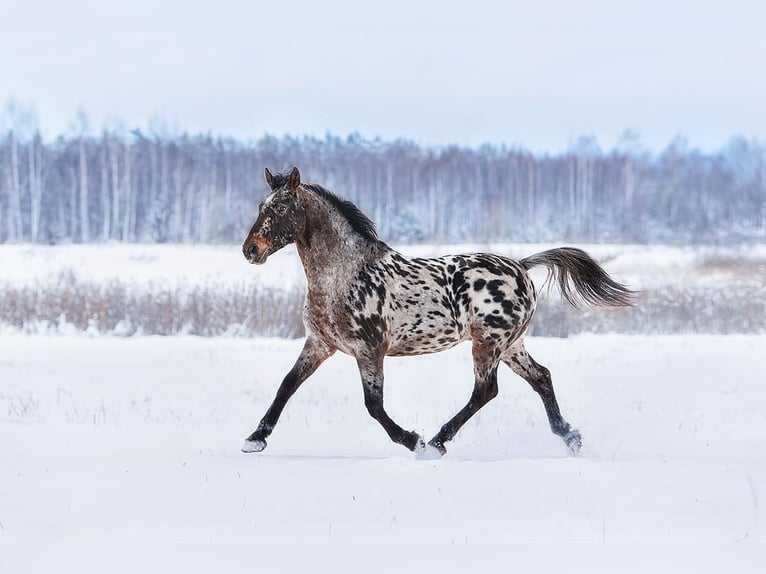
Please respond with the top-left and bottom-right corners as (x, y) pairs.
(241, 167), (633, 457)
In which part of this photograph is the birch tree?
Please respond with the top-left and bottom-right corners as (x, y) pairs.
(5, 131), (22, 241)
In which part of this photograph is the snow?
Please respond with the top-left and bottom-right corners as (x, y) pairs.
(2, 241), (765, 568)
(2, 333), (765, 571)
(0, 243), (303, 289)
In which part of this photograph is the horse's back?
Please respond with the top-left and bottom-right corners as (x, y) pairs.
(383, 252), (537, 356)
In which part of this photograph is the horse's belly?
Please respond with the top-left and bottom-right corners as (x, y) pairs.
(386, 327), (468, 357)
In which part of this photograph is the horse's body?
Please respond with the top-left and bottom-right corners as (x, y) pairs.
(241, 167), (633, 456)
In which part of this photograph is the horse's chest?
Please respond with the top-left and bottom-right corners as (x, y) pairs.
(303, 287), (366, 353)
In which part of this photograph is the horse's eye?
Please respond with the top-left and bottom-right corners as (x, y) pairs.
(275, 204), (288, 215)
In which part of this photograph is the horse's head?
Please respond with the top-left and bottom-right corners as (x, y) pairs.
(243, 166), (307, 264)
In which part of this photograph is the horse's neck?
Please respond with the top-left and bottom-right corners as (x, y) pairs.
(295, 197), (381, 289)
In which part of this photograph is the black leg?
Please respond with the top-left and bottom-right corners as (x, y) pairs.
(428, 339), (500, 456)
(502, 344), (581, 453)
(428, 371), (498, 456)
(242, 337), (334, 453)
(357, 353), (424, 452)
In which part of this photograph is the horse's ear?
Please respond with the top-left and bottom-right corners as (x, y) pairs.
(264, 167), (275, 189)
(288, 167), (301, 191)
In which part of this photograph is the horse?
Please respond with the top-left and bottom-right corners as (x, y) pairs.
(241, 166), (633, 457)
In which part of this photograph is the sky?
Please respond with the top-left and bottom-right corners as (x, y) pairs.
(1, 0), (765, 152)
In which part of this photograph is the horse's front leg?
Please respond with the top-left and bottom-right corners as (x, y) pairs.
(357, 353), (424, 453)
(242, 336), (334, 453)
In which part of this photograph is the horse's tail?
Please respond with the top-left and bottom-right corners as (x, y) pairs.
(520, 247), (634, 309)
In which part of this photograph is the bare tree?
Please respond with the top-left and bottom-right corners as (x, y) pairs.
(4, 131), (22, 241)
(1, 121), (765, 245)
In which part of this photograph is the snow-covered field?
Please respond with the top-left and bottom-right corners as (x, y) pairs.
(3, 242), (765, 337)
(2, 333), (765, 571)
(2, 242), (765, 570)
(3, 242), (765, 290)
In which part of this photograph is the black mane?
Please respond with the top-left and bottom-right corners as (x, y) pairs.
(304, 182), (378, 241)
(269, 171), (377, 241)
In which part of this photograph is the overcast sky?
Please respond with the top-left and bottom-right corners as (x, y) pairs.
(2, 0), (765, 152)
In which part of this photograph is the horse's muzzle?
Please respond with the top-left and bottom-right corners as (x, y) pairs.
(243, 242), (269, 265)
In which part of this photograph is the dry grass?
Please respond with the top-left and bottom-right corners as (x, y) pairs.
(0, 274), (304, 337)
(2, 267), (765, 337)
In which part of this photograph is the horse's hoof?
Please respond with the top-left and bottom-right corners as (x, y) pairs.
(404, 431), (425, 453)
(241, 438), (267, 453)
(564, 430), (582, 454)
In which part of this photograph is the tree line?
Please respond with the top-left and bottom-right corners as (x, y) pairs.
(1, 128), (764, 245)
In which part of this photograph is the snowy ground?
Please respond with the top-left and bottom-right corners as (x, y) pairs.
(2, 333), (765, 571)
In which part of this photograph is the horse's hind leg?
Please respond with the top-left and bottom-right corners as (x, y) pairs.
(357, 353), (425, 452)
(242, 336), (334, 453)
(502, 344), (582, 453)
(427, 338), (500, 456)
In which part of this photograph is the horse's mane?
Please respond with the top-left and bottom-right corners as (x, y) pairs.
(268, 171), (378, 241)
(302, 182), (377, 241)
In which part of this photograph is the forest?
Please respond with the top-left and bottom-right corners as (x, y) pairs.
(1, 126), (765, 246)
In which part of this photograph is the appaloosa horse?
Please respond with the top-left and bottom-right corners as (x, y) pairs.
(241, 167), (633, 456)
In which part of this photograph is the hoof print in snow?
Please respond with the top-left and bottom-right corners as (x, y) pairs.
(415, 443), (447, 460)
(416, 441), (446, 460)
